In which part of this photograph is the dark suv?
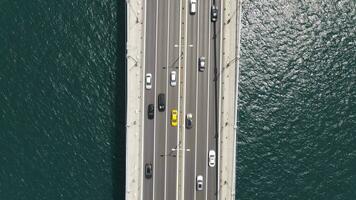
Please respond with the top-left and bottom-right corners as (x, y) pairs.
(145, 163), (153, 179)
(158, 93), (165, 112)
(148, 104), (154, 119)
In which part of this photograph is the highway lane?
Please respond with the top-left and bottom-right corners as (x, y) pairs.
(153, 0), (169, 200)
(183, 0), (222, 199)
(143, 0), (181, 199)
(142, 0), (157, 199)
(183, 0), (199, 199)
(195, 0), (211, 199)
(165, 0), (181, 199)
(207, 0), (221, 199)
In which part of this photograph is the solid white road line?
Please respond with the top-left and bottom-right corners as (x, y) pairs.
(193, 1), (200, 200)
(141, 0), (147, 199)
(176, 0), (182, 198)
(205, 0), (212, 199)
(152, 0), (159, 199)
(164, 0), (170, 199)
(182, 0), (189, 198)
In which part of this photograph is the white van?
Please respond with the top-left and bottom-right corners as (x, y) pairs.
(145, 73), (152, 90)
(190, 0), (197, 14)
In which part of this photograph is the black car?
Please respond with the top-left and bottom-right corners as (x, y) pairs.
(211, 5), (218, 22)
(158, 93), (165, 112)
(145, 163), (153, 179)
(148, 104), (154, 119)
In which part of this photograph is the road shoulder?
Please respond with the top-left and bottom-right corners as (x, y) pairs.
(219, 0), (242, 199)
(126, 0), (145, 199)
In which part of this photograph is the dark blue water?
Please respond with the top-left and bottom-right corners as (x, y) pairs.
(0, 1), (125, 199)
(237, 0), (356, 199)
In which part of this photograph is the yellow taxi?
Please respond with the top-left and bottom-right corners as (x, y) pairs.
(171, 109), (178, 127)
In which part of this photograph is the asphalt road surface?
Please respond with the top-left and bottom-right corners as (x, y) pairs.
(142, 0), (221, 199)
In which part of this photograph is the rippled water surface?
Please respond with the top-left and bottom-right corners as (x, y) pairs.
(237, 0), (356, 199)
(0, 1), (125, 199)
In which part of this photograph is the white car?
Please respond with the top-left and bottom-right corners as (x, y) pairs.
(211, 5), (218, 22)
(186, 113), (193, 129)
(198, 57), (205, 72)
(170, 71), (177, 87)
(190, 0), (197, 14)
(145, 73), (152, 90)
(196, 175), (203, 191)
(208, 150), (216, 167)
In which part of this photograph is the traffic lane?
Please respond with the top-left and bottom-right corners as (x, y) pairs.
(165, 0), (180, 199)
(165, 89), (178, 200)
(143, 91), (155, 199)
(183, 9), (199, 200)
(195, 71), (209, 200)
(153, 0), (169, 199)
(195, 0), (210, 198)
(143, 95), (155, 199)
(207, 50), (218, 200)
(207, 0), (222, 198)
(143, 0), (157, 199)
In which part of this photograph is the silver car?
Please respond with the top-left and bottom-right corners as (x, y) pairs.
(196, 175), (203, 191)
(145, 73), (152, 90)
(186, 113), (193, 129)
(170, 71), (177, 87)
